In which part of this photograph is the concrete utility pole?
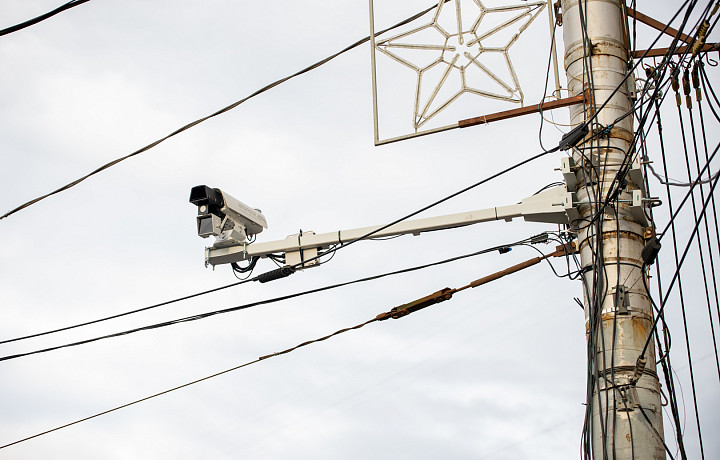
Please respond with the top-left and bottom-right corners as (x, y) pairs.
(561, 0), (666, 458)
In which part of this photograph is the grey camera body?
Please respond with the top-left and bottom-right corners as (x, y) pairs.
(189, 185), (268, 248)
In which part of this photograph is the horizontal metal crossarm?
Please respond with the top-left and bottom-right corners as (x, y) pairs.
(375, 91), (588, 145)
(458, 90), (588, 128)
(626, 6), (694, 45)
(206, 186), (576, 266)
(633, 43), (719, 59)
(377, 242), (574, 320)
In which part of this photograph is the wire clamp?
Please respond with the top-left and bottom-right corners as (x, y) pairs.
(617, 385), (639, 412)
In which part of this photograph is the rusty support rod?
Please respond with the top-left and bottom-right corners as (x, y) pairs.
(456, 243), (573, 292)
(633, 43), (719, 59)
(626, 6), (694, 45)
(377, 243), (575, 320)
(458, 92), (586, 128)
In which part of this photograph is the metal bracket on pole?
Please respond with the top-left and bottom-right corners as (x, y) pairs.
(627, 154), (645, 192)
(560, 157), (578, 191)
(612, 285), (629, 315)
(205, 186), (579, 267)
(617, 385), (639, 412)
(629, 189), (649, 227)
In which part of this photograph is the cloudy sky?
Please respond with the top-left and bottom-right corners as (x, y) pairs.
(1, 0), (718, 458)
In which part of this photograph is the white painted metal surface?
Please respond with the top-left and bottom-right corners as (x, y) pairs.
(206, 186), (575, 266)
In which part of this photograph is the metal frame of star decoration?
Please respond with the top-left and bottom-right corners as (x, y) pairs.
(369, 0), (548, 144)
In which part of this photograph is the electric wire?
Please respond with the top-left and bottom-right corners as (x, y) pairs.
(0, 0), (450, 221)
(641, 50), (720, 457)
(0, 236), (567, 450)
(651, 95), (691, 460)
(0, 234), (548, 362)
(2, 1), (717, 455)
(0, 316), (380, 451)
(1, 145), (557, 346)
(0, 278), (255, 345)
(275, 146), (558, 274)
(684, 80), (720, 381)
(538, 8), (562, 152)
(658, 140), (720, 240)
(673, 75), (716, 457)
(640, 153), (720, 359)
(696, 63), (720, 382)
(573, 0), (709, 455)
(0, 0), (92, 37)
(641, 31), (720, 454)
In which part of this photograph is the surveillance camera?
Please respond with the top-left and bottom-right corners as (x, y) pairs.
(189, 185), (268, 247)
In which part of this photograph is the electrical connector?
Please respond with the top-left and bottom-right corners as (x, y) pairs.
(641, 237), (661, 266)
(559, 123), (589, 151)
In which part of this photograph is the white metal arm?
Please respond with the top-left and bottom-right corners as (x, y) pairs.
(205, 186), (577, 267)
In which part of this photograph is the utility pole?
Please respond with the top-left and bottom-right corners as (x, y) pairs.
(561, 0), (666, 458)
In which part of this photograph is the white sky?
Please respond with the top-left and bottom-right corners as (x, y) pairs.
(0, 0), (718, 458)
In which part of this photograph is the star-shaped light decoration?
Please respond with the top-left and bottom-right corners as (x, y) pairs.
(375, 0), (546, 131)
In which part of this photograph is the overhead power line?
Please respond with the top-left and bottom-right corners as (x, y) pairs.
(2, 137), (559, 347)
(0, 277), (256, 345)
(0, 1), (450, 221)
(0, 243), (571, 450)
(0, 233), (556, 361)
(0, 0), (93, 37)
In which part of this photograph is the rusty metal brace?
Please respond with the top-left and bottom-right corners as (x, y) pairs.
(375, 242), (575, 321)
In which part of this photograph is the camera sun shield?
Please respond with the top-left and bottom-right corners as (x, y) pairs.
(189, 185), (223, 208)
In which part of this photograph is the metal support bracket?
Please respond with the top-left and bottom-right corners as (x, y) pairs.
(612, 285), (629, 315)
(205, 186), (580, 267)
(627, 154), (646, 193)
(617, 385), (639, 412)
(561, 157), (578, 191)
(629, 189), (649, 227)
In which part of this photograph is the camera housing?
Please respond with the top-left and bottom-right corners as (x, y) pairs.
(189, 185), (268, 247)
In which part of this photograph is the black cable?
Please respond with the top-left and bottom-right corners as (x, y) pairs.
(0, 315), (381, 450)
(700, 64), (720, 122)
(685, 86), (720, 381)
(578, 0), (695, 132)
(0, 0), (92, 37)
(659, 139), (720, 239)
(538, 12), (560, 153)
(639, 405), (677, 460)
(0, 234), (546, 362)
(0, 278), (257, 345)
(278, 146), (558, 274)
(572, 2), (701, 454)
(2, 141), (557, 345)
(652, 93), (691, 460)
(0, 0), (449, 221)
(640, 156), (720, 358)
(4, 141), (558, 352)
(696, 63), (720, 380)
